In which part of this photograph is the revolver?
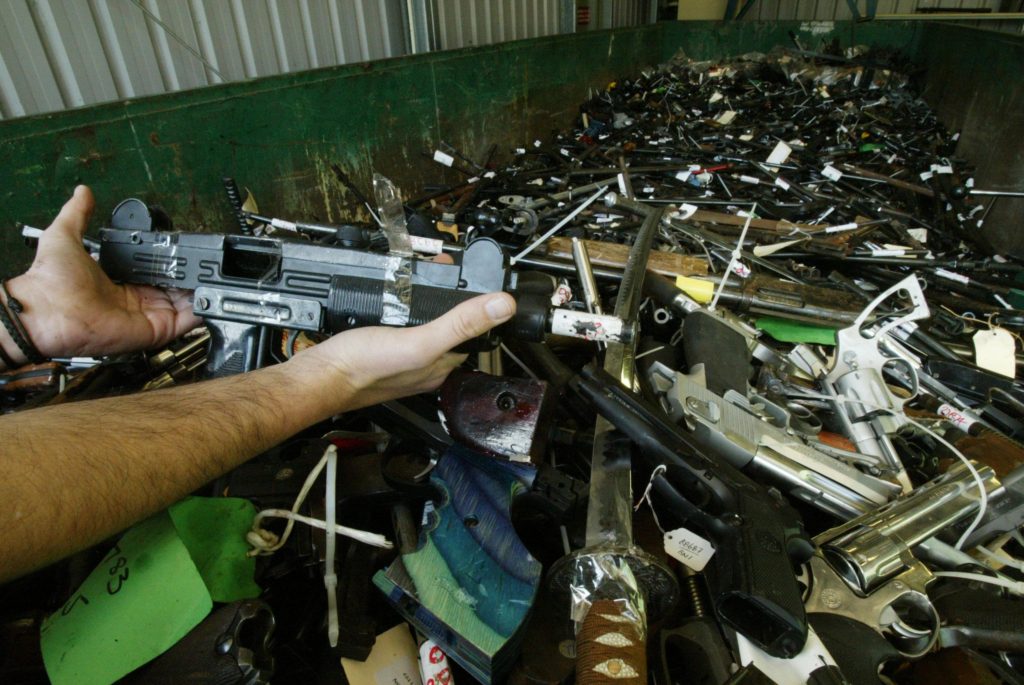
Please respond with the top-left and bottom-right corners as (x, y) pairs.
(824, 274), (931, 492)
(804, 460), (1002, 664)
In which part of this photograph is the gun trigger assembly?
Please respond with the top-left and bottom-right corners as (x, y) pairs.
(803, 554), (938, 658)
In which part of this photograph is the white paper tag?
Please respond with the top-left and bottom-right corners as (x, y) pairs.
(715, 110), (737, 125)
(642, 186), (655, 194)
(433, 150), (455, 167)
(515, 147), (526, 155)
(551, 281), (573, 307)
(966, 177), (975, 188)
(774, 177), (791, 191)
(933, 164), (954, 175)
(937, 403), (978, 432)
(821, 165), (843, 182)
(920, 170), (934, 181)
(739, 133), (754, 141)
(935, 268), (970, 285)
(664, 527), (715, 571)
(675, 171), (691, 182)
(617, 173), (628, 195)
(674, 203), (699, 220)
(973, 328), (1016, 378)
(559, 148), (571, 157)
(870, 248), (906, 257)
(709, 91), (724, 104)
(766, 140), (792, 167)
(739, 175), (760, 185)
(907, 228), (928, 243)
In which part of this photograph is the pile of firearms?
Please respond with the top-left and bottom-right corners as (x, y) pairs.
(5, 46), (1024, 685)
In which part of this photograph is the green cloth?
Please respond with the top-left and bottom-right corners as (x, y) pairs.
(756, 316), (838, 345)
(40, 512), (213, 685)
(169, 496), (261, 602)
(41, 497), (261, 685)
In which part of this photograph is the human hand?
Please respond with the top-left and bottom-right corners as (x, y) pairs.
(290, 292), (516, 411)
(7, 186), (201, 361)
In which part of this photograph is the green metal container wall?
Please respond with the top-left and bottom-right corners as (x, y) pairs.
(0, 20), (1019, 273)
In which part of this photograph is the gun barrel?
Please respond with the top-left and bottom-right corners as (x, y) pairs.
(817, 462), (1002, 593)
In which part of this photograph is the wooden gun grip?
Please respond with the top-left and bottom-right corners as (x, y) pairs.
(575, 599), (646, 684)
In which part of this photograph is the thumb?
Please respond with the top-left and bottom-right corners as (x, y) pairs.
(417, 292), (516, 355)
(45, 185), (94, 243)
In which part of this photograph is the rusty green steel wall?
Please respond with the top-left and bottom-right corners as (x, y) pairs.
(917, 24), (1024, 257)
(1, 19), (1006, 275)
(659, 19), (924, 62)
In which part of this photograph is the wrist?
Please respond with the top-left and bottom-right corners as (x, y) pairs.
(280, 350), (359, 421)
(0, 275), (47, 367)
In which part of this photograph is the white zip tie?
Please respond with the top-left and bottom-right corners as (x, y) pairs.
(511, 185), (609, 264)
(634, 464), (668, 533)
(708, 202), (756, 313)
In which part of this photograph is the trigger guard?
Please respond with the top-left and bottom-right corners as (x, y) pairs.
(883, 356), (920, 400)
(882, 594), (940, 659)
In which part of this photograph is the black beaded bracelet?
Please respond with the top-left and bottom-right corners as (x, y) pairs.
(0, 333), (16, 369)
(0, 281), (45, 364)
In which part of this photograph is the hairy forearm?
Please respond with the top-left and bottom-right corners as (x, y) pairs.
(0, 356), (350, 582)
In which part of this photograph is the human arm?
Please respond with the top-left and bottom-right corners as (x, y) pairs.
(0, 288), (516, 582)
(0, 184), (517, 581)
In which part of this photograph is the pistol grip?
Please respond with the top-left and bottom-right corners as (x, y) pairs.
(706, 492), (810, 659)
(204, 320), (262, 378)
(373, 446), (541, 684)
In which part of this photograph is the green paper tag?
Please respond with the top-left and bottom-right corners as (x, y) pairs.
(40, 512), (213, 685)
(756, 316), (838, 346)
(169, 497), (261, 602)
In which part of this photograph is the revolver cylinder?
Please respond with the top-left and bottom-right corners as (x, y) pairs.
(817, 461), (1002, 593)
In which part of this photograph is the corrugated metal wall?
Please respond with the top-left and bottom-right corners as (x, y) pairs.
(429, 0), (653, 50)
(0, 0), (407, 120)
(0, 0), (658, 121)
(433, 0), (562, 49)
(609, 0), (653, 27)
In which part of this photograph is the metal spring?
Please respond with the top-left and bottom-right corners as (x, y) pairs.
(222, 176), (251, 234)
(685, 572), (706, 618)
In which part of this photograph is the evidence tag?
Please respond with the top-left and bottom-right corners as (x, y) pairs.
(937, 403), (978, 433)
(664, 527), (715, 572)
